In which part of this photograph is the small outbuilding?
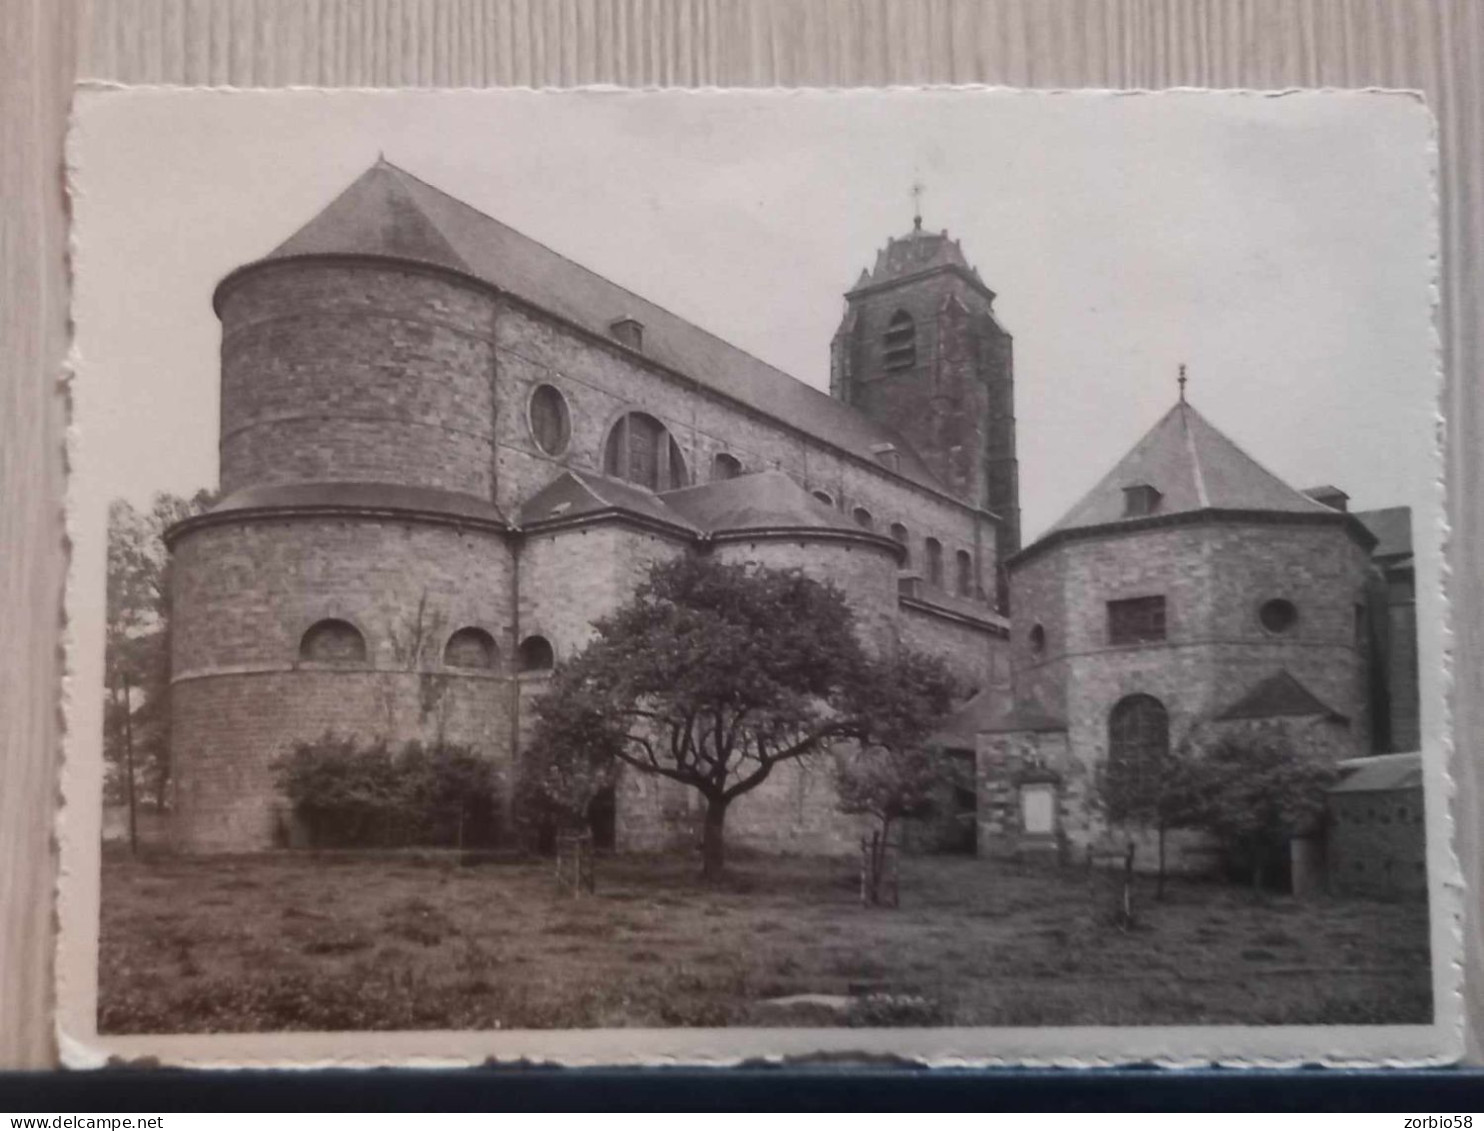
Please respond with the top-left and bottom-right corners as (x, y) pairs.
(1326, 751), (1426, 897)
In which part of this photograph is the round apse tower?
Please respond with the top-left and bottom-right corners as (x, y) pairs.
(167, 160), (515, 852)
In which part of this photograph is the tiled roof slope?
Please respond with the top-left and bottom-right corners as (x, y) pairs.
(1043, 399), (1338, 539)
(520, 468), (888, 542)
(661, 470), (862, 535)
(267, 163), (471, 275)
(928, 690), (1063, 747)
(1354, 506), (1414, 562)
(209, 481), (505, 524)
(258, 160), (947, 497)
(518, 470), (699, 532)
(1215, 670), (1346, 722)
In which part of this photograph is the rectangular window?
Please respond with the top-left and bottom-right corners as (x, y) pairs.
(1107, 595), (1166, 645)
(1020, 784), (1056, 835)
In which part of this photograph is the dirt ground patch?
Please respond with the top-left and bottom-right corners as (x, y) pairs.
(97, 849), (1432, 1033)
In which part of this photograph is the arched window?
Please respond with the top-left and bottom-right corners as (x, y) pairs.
(924, 537), (944, 587)
(712, 452), (743, 481)
(1107, 694), (1170, 803)
(884, 310), (916, 370)
(604, 411), (688, 491)
(528, 384), (571, 456)
(299, 619), (366, 663)
(852, 506), (874, 530)
(518, 635), (555, 673)
(1029, 623), (1047, 653)
(889, 522), (911, 565)
(811, 489), (835, 508)
(956, 549), (974, 597)
(444, 626), (497, 670)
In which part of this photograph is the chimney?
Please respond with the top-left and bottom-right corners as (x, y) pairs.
(1303, 485), (1350, 512)
(609, 316), (644, 353)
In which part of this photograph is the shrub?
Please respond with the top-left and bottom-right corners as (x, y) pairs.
(273, 734), (499, 848)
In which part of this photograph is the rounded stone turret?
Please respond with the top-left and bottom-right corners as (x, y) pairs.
(168, 162), (518, 852)
(214, 259), (497, 499)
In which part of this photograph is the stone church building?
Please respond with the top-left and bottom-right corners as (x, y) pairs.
(165, 159), (1417, 863)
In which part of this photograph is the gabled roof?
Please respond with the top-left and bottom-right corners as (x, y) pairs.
(517, 469), (699, 534)
(1330, 752), (1423, 794)
(660, 470), (862, 537)
(1042, 400), (1338, 540)
(518, 468), (901, 552)
(850, 220), (990, 297)
(1214, 670), (1347, 723)
(243, 160), (948, 498)
(1354, 506), (1414, 562)
(929, 690), (1064, 747)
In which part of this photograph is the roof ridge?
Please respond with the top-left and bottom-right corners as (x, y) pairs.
(1182, 401), (1333, 514)
(1181, 403), (1211, 507)
(386, 163), (840, 400)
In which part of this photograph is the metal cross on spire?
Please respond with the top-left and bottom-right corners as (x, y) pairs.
(1178, 363), (1188, 403)
(911, 180), (925, 230)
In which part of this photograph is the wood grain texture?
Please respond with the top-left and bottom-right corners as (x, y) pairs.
(3, 0), (1478, 1067)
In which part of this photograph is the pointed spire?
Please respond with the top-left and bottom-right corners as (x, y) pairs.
(1178, 363), (1188, 403)
(911, 180), (924, 232)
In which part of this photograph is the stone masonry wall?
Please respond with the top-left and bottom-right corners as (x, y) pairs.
(491, 303), (999, 603)
(1328, 788), (1428, 896)
(170, 516), (515, 851)
(173, 669), (507, 852)
(1001, 519), (1371, 869)
(833, 271), (1013, 520)
(217, 262), (498, 497)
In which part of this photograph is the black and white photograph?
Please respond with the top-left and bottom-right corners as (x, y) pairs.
(59, 86), (1452, 1065)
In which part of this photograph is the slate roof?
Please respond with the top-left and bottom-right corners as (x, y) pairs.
(1042, 400), (1339, 540)
(851, 219), (990, 296)
(207, 481), (505, 523)
(1354, 506), (1414, 563)
(519, 468), (895, 547)
(517, 470), (698, 533)
(1214, 670), (1347, 723)
(661, 470), (863, 536)
(929, 690), (1064, 747)
(170, 481), (508, 545)
(1329, 751), (1423, 794)
(248, 160), (948, 497)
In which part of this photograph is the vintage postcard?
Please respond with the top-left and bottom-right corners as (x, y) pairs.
(57, 86), (1457, 1066)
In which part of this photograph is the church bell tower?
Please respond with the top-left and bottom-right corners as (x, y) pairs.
(830, 209), (1020, 568)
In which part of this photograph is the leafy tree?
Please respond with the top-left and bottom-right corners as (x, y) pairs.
(1178, 734), (1339, 893)
(1091, 742), (1196, 899)
(834, 731), (964, 906)
(524, 556), (958, 879)
(103, 489), (216, 844)
(515, 693), (622, 853)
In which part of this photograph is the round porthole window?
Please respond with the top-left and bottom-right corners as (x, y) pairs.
(529, 384), (571, 456)
(1259, 598), (1298, 634)
(1029, 624), (1046, 653)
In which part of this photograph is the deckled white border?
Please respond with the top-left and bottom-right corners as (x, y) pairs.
(55, 83), (1462, 1069)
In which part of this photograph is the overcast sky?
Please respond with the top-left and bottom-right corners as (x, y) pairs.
(71, 87), (1436, 543)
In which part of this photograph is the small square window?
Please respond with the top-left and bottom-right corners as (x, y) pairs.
(1107, 596), (1166, 645)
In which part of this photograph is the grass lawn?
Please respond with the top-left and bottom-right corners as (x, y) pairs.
(98, 848), (1432, 1033)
